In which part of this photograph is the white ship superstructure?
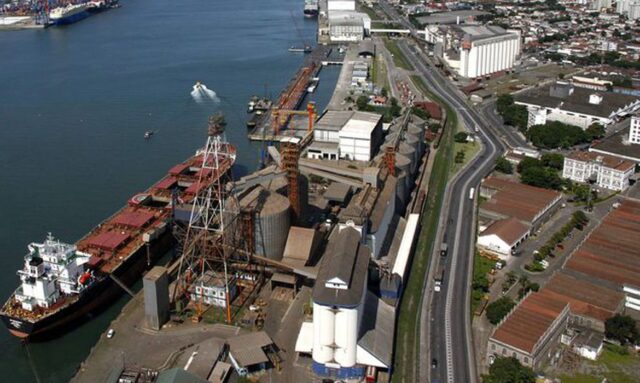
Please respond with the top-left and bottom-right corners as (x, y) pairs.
(15, 234), (92, 311)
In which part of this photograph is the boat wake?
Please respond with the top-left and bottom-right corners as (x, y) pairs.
(190, 82), (220, 103)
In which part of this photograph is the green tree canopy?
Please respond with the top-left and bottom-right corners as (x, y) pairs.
(520, 166), (563, 190)
(486, 297), (516, 325)
(517, 157), (542, 173)
(526, 121), (588, 149)
(356, 95), (369, 110)
(483, 357), (536, 383)
(495, 157), (514, 174)
(585, 123), (605, 140)
(541, 153), (564, 170)
(454, 132), (469, 143)
(605, 314), (639, 345)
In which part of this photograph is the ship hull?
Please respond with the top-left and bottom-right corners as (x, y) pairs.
(0, 231), (174, 341)
(51, 10), (90, 25)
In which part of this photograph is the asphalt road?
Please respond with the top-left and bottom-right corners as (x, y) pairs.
(479, 99), (530, 149)
(391, 38), (506, 383)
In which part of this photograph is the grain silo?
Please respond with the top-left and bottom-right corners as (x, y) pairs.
(240, 186), (291, 260)
(398, 142), (417, 176)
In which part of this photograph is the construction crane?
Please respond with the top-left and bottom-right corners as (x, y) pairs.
(271, 101), (316, 135)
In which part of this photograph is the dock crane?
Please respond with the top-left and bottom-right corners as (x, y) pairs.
(271, 101), (316, 135)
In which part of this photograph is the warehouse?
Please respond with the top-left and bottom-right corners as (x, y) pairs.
(476, 217), (530, 260)
(338, 111), (383, 161)
(515, 82), (640, 129)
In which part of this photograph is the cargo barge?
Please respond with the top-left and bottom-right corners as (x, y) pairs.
(0, 141), (236, 340)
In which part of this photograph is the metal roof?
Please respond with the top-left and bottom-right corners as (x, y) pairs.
(312, 227), (370, 307)
(357, 291), (396, 368)
(227, 331), (274, 367)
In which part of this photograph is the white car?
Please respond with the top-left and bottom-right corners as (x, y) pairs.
(107, 329), (115, 338)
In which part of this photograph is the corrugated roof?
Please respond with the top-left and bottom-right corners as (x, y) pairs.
(480, 177), (561, 223)
(282, 227), (319, 264)
(313, 227), (370, 307)
(480, 217), (530, 246)
(491, 292), (568, 354)
(357, 291), (396, 368)
(565, 198), (640, 288)
(227, 331), (273, 367)
(515, 83), (640, 118)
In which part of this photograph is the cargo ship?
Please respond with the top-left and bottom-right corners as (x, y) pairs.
(49, 3), (90, 25)
(0, 142), (236, 339)
(304, 0), (318, 18)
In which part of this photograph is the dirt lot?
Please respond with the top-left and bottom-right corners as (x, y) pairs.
(483, 63), (581, 95)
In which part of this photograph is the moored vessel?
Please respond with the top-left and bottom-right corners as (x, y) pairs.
(49, 3), (90, 25)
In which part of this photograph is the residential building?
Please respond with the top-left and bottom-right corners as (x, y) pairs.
(630, 114), (640, 144)
(562, 151), (635, 191)
(515, 82), (640, 129)
(477, 217), (530, 259)
(479, 177), (562, 230)
(487, 292), (570, 369)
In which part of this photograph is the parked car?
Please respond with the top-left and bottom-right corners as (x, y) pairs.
(107, 329), (115, 338)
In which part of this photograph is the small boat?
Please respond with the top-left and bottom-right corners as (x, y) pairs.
(144, 131), (154, 139)
(288, 45), (313, 54)
(307, 77), (320, 93)
(247, 96), (258, 114)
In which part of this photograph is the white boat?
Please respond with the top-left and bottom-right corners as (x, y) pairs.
(307, 77), (320, 93)
(49, 3), (90, 25)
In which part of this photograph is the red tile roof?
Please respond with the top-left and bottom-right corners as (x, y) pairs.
(565, 198), (640, 288)
(481, 177), (562, 223)
(414, 101), (443, 120)
(567, 151), (635, 172)
(480, 217), (530, 246)
(491, 292), (568, 354)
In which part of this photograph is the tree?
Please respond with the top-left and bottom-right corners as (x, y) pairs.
(428, 123), (441, 133)
(495, 157), (514, 174)
(389, 97), (401, 117)
(483, 357), (536, 383)
(585, 123), (605, 140)
(572, 183), (591, 202)
(486, 297), (516, 325)
(541, 153), (564, 170)
(526, 121), (588, 149)
(572, 210), (589, 228)
(356, 95), (370, 110)
(605, 314), (639, 345)
(520, 166), (563, 190)
(454, 132), (469, 143)
(517, 157), (542, 173)
(412, 106), (430, 121)
(380, 87), (388, 98)
(455, 150), (466, 164)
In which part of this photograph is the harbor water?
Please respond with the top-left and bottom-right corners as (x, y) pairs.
(0, 0), (338, 381)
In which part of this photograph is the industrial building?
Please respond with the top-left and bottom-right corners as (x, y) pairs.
(515, 82), (640, 129)
(308, 110), (383, 162)
(479, 177), (562, 231)
(426, 24), (521, 79)
(562, 151), (635, 191)
(630, 113), (640, 144)
(295, 225), (395, 380)
(324, 0), (371, 42)
(487, 291), (570, 369)
(143, 266), (169, 331)
(476, 217), (530, 259)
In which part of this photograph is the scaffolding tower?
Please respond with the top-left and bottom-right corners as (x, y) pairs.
(173, 114), (240, 323)
(280, 141), (301, 222)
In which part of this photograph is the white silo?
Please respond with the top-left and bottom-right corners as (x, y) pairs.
(312, 302), (336, 363)
(333, 307), (359, 367)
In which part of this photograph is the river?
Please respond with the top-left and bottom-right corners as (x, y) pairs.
(0, 0), (338, 381)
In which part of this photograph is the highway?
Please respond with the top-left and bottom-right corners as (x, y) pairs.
(376, 2), (507, 381)
(479, 99), (530, 149)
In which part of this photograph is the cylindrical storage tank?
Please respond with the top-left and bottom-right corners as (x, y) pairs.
(384, 131), (400, 144)
(333, 307), (359, 367)
(388, 122), (402, 134)
(398, 142), (417, 176)
(404, 132), (422, 159)
(255, 190), (290, 260)
(312, 303), (335, 363)
(395, 154), (411, 208)
(408, 124), (426, 157)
